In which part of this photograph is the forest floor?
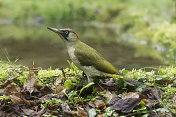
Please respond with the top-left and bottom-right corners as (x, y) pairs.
(0, 61), (176, 117)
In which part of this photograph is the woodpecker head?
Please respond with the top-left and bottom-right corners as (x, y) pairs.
(47, 27), (80, 43)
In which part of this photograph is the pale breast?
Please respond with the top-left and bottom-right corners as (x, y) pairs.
(67, 46), (104, 77)
(67, 46), (80, 66)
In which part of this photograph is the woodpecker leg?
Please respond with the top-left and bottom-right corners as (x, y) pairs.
(87, 76), (94, 83)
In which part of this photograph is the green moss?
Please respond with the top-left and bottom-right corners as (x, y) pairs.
(0, 61), (28, 83)
(38, 69), (62, 79)
(0, 61), (176, 114)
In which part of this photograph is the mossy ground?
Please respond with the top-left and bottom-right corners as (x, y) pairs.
(0, 60), (176, 116)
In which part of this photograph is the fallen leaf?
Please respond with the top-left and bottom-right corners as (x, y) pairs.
(23, 64), (40, 94)
(88, 108), (96, 117)
(9, 92), (31, 105)
(10, 104), (41, 116)
(88, 101), (96, 108)
(122, 92), (140, 99)
(0, 89), (4, 95)
(125, 78), (143, 86)
(172, 96), (176, 100)
(142, 98), (158, 108)
(0, 111), (7, 117)
(142, 87), (162, 102)
(103, 90), (117, 102)
(172, 96), (176, 109)
(61, 103), (76, 116)
(97, 114), (104, 117)
(9, 94), (24, 104)
(52, 76), (65, 94)
(141, 86), (163, 108)
(4, 83), (21, 95)
(32, 107), (46, 117)
(101, 78), (115, 86)
(38, 94), (53, 101)
(77, 107), (88, 117)
(110, 97), (141, 113)
(61, 103), (71, 111)
(54, 76), (62, 86)
(4, 83), (32, 105)
(158, 112), (173, 117)
(22, 108), (35, 116)
(55, 85), (64, 94)
(94, 99), (106, 110)
(109, 97), (120, 105)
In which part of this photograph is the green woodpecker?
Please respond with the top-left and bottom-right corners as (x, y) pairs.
(47, 27), (118, 83)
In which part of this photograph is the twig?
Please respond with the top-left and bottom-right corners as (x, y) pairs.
(61, 67), (66, 84)
(37, 77), (53, 92)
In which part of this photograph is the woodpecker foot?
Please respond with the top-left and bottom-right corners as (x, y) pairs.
(87, 77), (94, 83)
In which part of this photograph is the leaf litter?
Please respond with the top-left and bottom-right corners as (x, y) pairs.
(0, 63), (175, 117)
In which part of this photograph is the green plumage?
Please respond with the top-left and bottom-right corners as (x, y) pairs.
(47, 27), (119, 82)
(74, 41), (118, 74)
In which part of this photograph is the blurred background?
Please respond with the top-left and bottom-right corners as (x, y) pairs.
(0, 0), (175, 69)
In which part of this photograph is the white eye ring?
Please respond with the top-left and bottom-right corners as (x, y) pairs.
(65, 31), (68, 34)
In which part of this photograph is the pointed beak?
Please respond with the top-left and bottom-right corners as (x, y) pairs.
(47, 27), (68, 41)
(47, 27), (64, 36)
(47, 27), (60, 33)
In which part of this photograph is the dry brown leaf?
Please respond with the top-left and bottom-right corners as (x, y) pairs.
(110, 97), (120, 105)
(52, 76), (64, 93)
(97, 103), (106, 110)
(88, 101), (96, 108)
(9, 92), (31, 105)
(142, 87), (162, 101)
(94, 99), (106, 110)
(101, 78), (115, 86)
(9, 94), (22, 104)
(23, 64), (41, 94)
(97, 114), (104, 117)
(103, 90), (117, 101)
(4, 83), (21, 95)
(32, 107), (46, 117)
(172, 102), (176, 108)
(0, 111), (7, 117)
(172, 96), (176, 109)
(21, 108), (35, 116)
(23, 70), (37, 94)
(4, 83), (32, 105)
(55, 85), (64, 94)
(110, 93), (142, 113)
(0, 89), (4, 95)
(77, 107), (88, 117)
(122, 92), (140, 99)
(142, 99), (156, 108)
(54, 76), (62, 86)
(61, 103), (76, 116)
(110, 97), (141, 113)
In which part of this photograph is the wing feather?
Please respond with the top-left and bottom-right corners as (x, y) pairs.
(74, 41), (118, 74)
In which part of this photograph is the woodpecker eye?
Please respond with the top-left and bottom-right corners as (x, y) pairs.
(65, 31), (69, 34)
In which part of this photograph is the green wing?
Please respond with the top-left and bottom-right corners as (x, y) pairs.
(74, 41), (118, 74)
